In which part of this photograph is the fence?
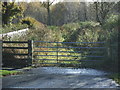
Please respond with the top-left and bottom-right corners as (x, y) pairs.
(2, 40), (106, 68)
(2, 40), (32, 68)
(33, 41), (106, 67)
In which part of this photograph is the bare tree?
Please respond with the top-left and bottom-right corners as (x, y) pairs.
(42, 0), (55, 25)
(83, 2), (87, 21)
(94, 2), (100, 23)
(94, 1), (115, 25)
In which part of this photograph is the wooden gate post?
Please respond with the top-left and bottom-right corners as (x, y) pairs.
(0, 40), (2, 69)
(28, 40), (33, 66)
(57, 42), (59, 65)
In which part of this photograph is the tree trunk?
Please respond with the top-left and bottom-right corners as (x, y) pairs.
(84, 2), (87, 21)
(2, 2), (9, 25)
(47, 0), (51, 25)
(95, 2), (102, 25)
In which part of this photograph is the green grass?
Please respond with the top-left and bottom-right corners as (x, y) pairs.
(0, 70), (22, 77)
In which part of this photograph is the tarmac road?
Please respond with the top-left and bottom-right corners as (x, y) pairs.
(2, 67), (120, 89)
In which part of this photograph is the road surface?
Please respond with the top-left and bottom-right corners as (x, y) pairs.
(2, 67), (120, 89)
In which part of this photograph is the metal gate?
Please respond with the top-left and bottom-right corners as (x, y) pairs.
(32, 41), (106, 67)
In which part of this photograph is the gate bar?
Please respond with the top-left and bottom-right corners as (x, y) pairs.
(33, 59), (102, 61)
(33, 51), (103, 53)
(34, 41), (105, 44)
(34, 55), (104, 57)
(35, 46), (105, 49)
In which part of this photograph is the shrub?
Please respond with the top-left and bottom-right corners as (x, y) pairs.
(21, 17), (45, 29)
(104, 14), (119, 30)
(61, 21), (118, 72)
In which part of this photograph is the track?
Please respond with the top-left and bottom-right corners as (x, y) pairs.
(2, 67), (120, 89)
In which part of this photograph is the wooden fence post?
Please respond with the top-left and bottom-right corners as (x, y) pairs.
(56, 42), (59, 65)
(0, 40), (2, 69)
(28, 40), (33, 66)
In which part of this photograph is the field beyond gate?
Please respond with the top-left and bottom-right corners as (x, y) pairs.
(33, 41), (106, 68)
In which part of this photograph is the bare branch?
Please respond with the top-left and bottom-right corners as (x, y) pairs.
(49, 0), (56, 6)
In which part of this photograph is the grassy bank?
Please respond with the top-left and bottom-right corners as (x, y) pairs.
(0, 70), (22, 77)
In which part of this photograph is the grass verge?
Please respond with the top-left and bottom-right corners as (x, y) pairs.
(0, 70), (22, 77)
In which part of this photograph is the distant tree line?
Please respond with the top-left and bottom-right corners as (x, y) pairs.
(1, 1), (120, 26)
